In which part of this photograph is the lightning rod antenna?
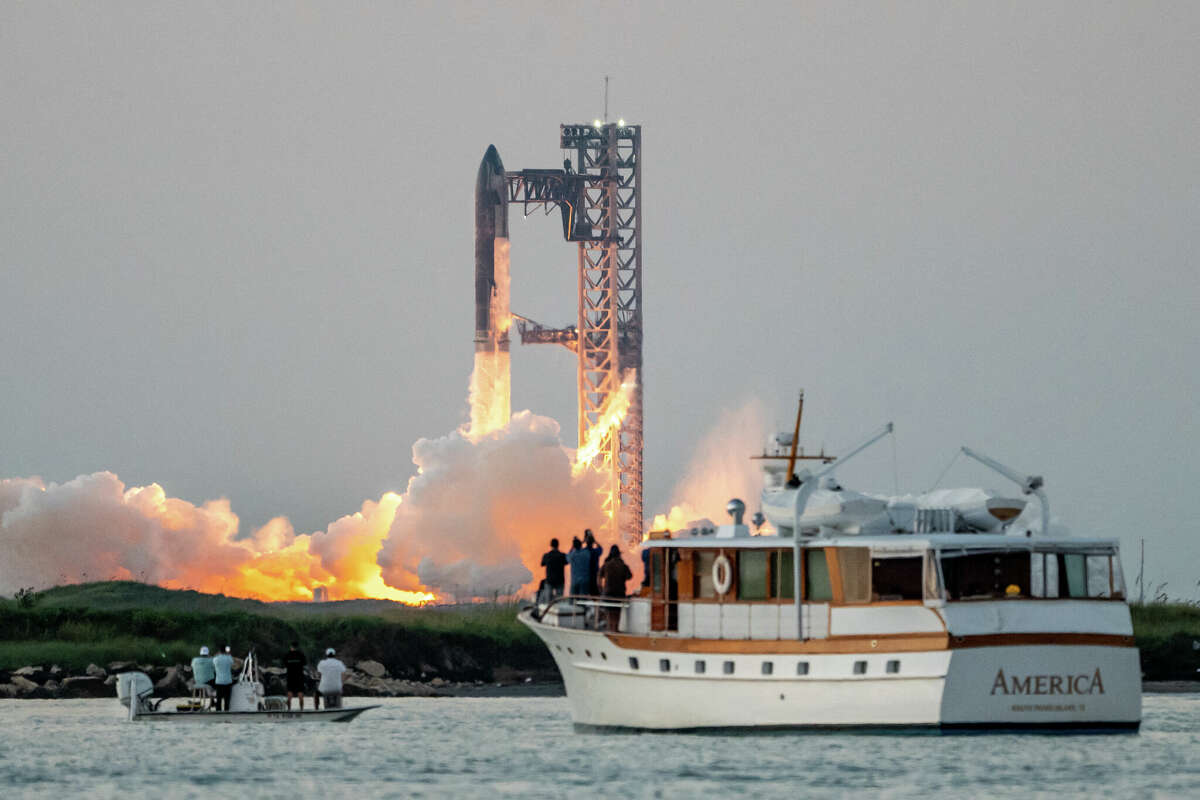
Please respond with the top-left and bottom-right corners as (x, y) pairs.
(604, 76), (609, 123)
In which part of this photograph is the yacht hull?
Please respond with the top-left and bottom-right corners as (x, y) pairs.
(519, 612), (1140, 730)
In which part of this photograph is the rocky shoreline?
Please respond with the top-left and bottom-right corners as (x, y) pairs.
(0, 661), (564, 700)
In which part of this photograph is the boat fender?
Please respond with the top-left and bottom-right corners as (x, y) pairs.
(713, 555), (733, 595)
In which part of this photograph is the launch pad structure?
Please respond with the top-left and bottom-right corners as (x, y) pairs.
(493, 123), (644, 547)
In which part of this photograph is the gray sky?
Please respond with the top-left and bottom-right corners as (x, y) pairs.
(2, 2), (1197, 595)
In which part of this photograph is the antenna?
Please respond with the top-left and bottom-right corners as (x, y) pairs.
(604, 76), (610, 123)
(785, 390), (804, 482)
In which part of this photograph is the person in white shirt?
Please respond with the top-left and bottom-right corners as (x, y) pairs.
(317, 648), (347, 709)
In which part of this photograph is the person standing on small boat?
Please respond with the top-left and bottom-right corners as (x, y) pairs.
(212, 646), (234, 712)
(317, 648), (346, 709)
(284, 642), (307, 711)
(584, 530), (603, 596)
(599, 545), (633, 630)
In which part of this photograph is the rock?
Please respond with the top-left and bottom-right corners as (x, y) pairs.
(0, 684), (19, 699)
(10, 676), (39, 694)
(49, 665), (64, 678)
(357, 660), (387, 678)
(154, 666), (188, 697)
(60, 676), (110, 698)
(14, 666), (49, 683)
(107, 661), (136, 674)
(85, 663), (107, 679)
(430, 677), (447, 687)
(43, 679), (60, 692)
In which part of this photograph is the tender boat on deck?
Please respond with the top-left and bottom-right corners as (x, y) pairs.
(520, 420), (1141, 731)
(116, 652), (377, 723)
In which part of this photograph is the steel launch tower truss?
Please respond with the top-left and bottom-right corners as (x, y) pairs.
(506, 123), (643, 546)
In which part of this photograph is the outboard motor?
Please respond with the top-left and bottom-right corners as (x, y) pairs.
(116, 672), (154, 719)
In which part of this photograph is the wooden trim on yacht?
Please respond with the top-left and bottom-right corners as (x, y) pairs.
(949, 633), (1136, 649)
(603, 631), (1136, 654)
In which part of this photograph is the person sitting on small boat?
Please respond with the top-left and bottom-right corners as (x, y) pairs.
(213, 645), (235, 712)
(567, 537), (589, 596)
(317, 648), (346, 709)
(284, 641), (307, 711)
(191, 646), (215, 692)
(599, 545), (633, 630)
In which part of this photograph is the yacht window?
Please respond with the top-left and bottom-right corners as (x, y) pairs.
(886, 660), (900, 674)
(628, 657), (639, 670)
(838, 548), (871, 604)
(723, 661), (735, 675)
(1031, 553), (1046, 596)
(796, 661), (810, 676)
(940, 551), (1031, 599)
(804, 549), (833, 601)
(694, 551), (716, 599)
(694, 660), (706, 674)
(853, 660), (867, 675)
(1111, 556), (1126, 599)
(651, 550), (664, 594)
(738, 550), (769, 600)
(659, 659), (671, 673)
(1061, 553), (1087, 598)
(871, 556), (923, 601)
(1087, 555), (1112, 598)
(771, 550), (795, 599)
(761, 661), (774, 676)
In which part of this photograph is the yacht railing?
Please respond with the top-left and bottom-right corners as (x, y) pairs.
(533, 595), (631, 632)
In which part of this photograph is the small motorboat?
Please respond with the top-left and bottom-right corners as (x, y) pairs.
(116, 651), (377, 723)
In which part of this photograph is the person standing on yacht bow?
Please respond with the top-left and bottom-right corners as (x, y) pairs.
(583, 530), (603, 596)
(567, 537), (589, 596)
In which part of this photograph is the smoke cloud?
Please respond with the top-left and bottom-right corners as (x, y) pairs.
(378, 410), (608, 601)
(651, 399), (769, 532)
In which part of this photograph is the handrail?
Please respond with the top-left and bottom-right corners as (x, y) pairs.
(533, 594), (631, 626)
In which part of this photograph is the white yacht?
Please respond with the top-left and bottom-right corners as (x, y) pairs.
(519, 415), (1141, 731)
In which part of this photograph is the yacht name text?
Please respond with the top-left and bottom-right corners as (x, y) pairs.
(989, 668), (1105, 696)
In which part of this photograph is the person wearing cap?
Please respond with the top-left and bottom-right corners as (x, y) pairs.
(191, 646), (215, 688)
(212, 645), (235, 712)
(316, 648), (346, 709)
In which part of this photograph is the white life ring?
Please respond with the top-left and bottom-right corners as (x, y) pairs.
(712, 554), (733, 595)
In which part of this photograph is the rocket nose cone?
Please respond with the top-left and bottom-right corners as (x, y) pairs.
(479, 144), (505, 175)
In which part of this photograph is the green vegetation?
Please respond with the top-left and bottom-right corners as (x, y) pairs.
(0, 582), (550, 679)
(3, 583), (1198, 679)
(1130, 603), (1200, 681)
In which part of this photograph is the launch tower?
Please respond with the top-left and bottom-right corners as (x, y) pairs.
(505, 123), (644, 546)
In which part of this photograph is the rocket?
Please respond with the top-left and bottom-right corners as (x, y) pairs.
(475, 144), (509, 357)
(469, 144), (511, 435)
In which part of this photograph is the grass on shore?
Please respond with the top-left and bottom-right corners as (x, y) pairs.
(2, 582), (1198, 678)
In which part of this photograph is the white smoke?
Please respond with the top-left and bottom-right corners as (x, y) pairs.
(378, 410), (608, 600)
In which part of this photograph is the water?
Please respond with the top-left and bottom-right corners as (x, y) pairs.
(1, 696), (1198, 798)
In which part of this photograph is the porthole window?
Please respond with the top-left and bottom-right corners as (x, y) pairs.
(723, 661), (735, 675)
(853, 660), (867, 675)
(761, 661), (774, 676)
(585, 650), (591, 658)
(796, 661), (809, 676)
(567, 647), (574, 655)
(601, 652), (607, 661)
(694, 660), (706, 674)
(886, 660), (900, 674)
(659, 659), (671, 673)
(629, 657), (639, 670)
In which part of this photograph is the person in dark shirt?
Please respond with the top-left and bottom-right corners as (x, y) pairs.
(600, 545), (634, 630)
(583, 529), (603, 596)
(540, 538), (568, 600)
(284, 641), (307, 711)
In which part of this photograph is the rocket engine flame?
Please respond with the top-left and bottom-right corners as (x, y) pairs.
(572, 371), (636, 479)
